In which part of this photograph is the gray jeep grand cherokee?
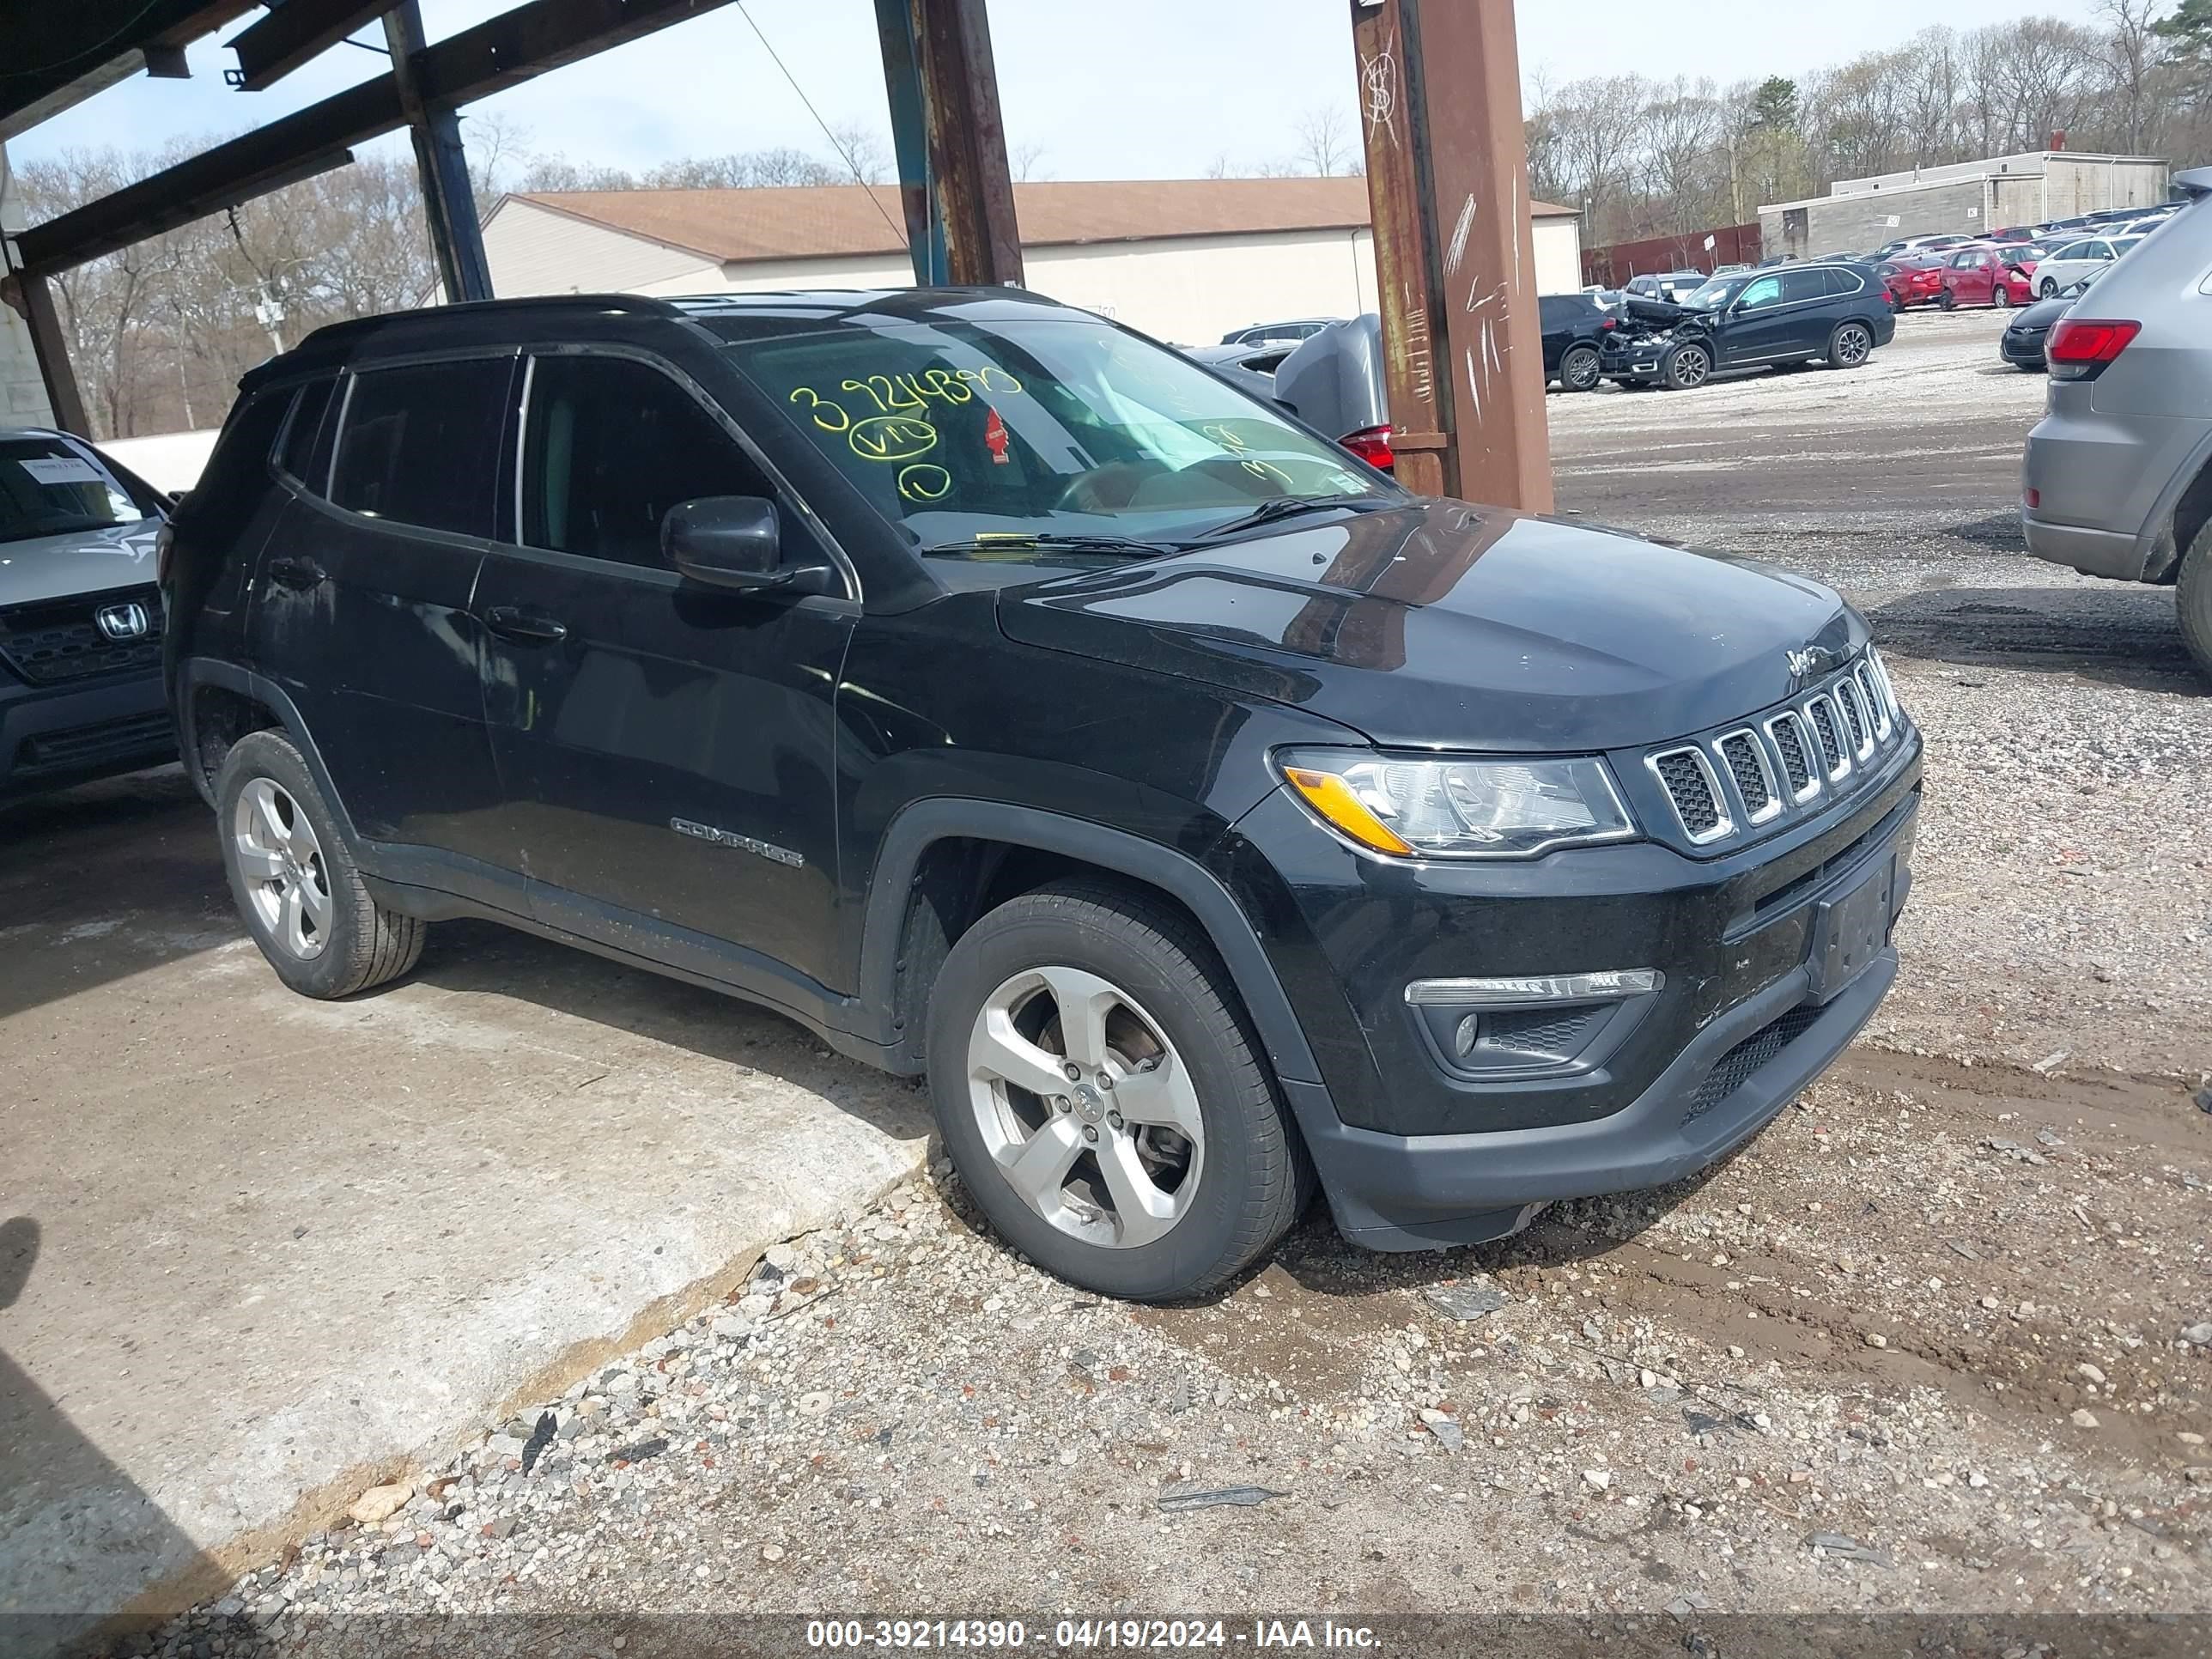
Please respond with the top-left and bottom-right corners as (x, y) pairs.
(0, 428), (173, 800)
(2022, 166), (2212, 678)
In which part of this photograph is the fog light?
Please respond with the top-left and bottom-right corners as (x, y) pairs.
(1405, 969), (1662, 1006)
(1453, 1013), (1480, 1058)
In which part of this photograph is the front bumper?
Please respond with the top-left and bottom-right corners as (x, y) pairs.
(1219, 728), (1919, 1251)
(0, 670), (175, 801)
(1287, 943), (1897, 1249)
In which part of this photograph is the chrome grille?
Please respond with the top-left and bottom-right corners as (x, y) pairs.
(1834, 678), (1875, 760)
(1641, 653), (1909, 851)
(1646, 746), (1730, 843)
(1806, 696), (1848, 780)
(1765, 712), (1818, 803)
(1717, 729), (1780, 824)
(1855, 663), (1893, 740)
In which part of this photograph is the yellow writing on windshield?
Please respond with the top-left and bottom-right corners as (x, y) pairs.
(849, 415), (939, 463)
(788, 386), (850, 434)
(786, 368), (1023, 435)
(896, 463), (952, 502)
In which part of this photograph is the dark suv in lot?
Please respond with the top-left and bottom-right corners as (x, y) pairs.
(165, 289), (1920, 1300)
(1602, 263), (1895, 389)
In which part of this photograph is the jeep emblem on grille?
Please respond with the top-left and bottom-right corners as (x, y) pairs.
(94, 602), (150, 641)
(1784, 645), (1831, 680)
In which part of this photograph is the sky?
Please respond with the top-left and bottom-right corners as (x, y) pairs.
(9, 0), (2124, 183)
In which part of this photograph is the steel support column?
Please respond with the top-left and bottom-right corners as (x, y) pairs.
(875, 0), (1021, 288)
(1350, 0), (1551, 510)
(15, 270), (91, 437)
(385, 3), (493, 303)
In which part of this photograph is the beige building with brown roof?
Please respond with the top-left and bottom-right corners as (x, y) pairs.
(481, 177), (1583, 344)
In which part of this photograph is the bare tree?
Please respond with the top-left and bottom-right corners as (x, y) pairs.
(1010, 142), (1050, 183)
(1291, 106), (1362, 177)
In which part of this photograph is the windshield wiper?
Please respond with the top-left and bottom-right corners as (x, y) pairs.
(922, 532), (1175, 559)
(1187, 493), (1388, 544)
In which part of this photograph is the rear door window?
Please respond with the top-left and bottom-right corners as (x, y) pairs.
(1778, 270), (1828, 303)
(330, 357), (513, 538)
(276, 376), (337, 493)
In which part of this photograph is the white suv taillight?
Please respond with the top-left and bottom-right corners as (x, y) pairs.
(2045, 318), (2141, 381)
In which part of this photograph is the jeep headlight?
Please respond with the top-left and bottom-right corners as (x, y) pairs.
(1277, 750), (1638, 860)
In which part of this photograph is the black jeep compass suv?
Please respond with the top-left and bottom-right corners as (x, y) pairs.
(163, 289), (1919, 1301)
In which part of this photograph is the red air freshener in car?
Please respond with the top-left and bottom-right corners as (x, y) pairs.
(984, 408), (1009, 464)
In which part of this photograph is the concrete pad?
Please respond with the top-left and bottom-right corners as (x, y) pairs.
(0, 769), (931, 1643)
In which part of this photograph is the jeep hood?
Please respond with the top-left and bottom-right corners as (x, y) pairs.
(0, 520), (161, 607)
(995, 501), (1860, 751)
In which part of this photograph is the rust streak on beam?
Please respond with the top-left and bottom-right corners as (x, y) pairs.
(1352, 0), (1551, 513)
(910, 0), (1022, 287)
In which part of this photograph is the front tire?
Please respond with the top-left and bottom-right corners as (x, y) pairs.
(926, 882), (1310, 1301)
(216, 731), (426, 999)
(1558, 343), (1601, 392)
(1659, 341), (1711, 391)
(2040, 277), (2059, 299)
(1827, 321), (1875, 368)
(2177, 516), (2212, 683)
(1992, 283), (2012, 309)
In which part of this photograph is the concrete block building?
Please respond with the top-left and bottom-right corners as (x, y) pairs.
(1760, 151), (2170, 258)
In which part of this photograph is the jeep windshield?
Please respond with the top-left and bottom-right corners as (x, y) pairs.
(721, 315), (1401, 557)
(0, 437), (149, 545)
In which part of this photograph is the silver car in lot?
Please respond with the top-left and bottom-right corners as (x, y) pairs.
(0, 428), (174, 800)
(2021, 167), (2212, 678)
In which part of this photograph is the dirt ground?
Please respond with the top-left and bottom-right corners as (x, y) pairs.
(17, 306), (2212, 1652)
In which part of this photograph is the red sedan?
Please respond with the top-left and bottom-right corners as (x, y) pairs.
(1938, 244), (2045, 309)
(1877, 255), (1948, 311)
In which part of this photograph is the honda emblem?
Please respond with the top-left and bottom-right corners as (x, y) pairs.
(95, 602), (150, 641)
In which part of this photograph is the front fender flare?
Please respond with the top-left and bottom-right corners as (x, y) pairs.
(860, 799), (1324, 1091)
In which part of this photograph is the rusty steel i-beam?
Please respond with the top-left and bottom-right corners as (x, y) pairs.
(877, 0), (1023, 289)
(1351, 0), (1552, 512)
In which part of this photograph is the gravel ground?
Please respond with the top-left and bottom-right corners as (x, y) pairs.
(88, 306), (2212, 1653)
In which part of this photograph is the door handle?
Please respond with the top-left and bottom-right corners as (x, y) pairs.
(265, 556), (325, 590)
(482, 605), (568, 644)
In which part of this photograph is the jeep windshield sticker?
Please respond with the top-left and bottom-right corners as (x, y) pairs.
(16, 457), (102, 487)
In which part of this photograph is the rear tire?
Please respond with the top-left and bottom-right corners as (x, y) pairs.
(2177, 517), (2212, 684)
(215, 731), (426, 999)
(1939, 288), (1957, 312)
(2040, 277), (2059, 299)
(1558, 343), (1601, 392)
(1826, 321), (1875, 368)
(925, 881), (1311, 1302)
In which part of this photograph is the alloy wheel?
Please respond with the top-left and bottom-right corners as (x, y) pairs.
(1671, 346), (1710, 389)
(965, 966), (1204, 1249)
(1836, 325), (1872, 366)
(232, 777), (332, 960)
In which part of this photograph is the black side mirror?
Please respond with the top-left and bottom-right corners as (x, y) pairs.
(663, 496), (836, 596)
